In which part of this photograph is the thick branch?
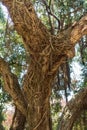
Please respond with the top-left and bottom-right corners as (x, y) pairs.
(55, 15), (87, 55)
(49, 15), (87, 75)
(71, 15), (87, 44)
(0, 58), (27, 116)
(2, 0), (50, 53)
(57, 87), (87, 130)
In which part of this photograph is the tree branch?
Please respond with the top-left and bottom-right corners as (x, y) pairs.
(57, 87), (87, 130)
(2, 0), (50, 54)
(70, 15), (87, 43)
(0, 57), (27, 116)
(48, 15), (87, 75)
(42, 0), (60, 31)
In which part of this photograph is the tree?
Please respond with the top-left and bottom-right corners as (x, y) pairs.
(1, 0), (87, 130)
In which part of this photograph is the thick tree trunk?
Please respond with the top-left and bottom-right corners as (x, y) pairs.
(22, 64), (52, 130)
(10, 107), (26, 130)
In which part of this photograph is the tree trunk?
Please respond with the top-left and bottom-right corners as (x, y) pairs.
(22, 66), (52, 130)
(10, 107), (26, 130)
(26, 98), (52, 130)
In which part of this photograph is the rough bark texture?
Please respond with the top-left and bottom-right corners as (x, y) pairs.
(1, 0), (87, 130)
(22, 64), (52, 130)
(10, 107), (26, 130)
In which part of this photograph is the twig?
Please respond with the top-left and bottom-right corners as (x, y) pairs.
(42, 0), (60, 31)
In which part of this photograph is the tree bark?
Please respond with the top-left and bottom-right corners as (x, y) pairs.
(57, 88), (87, 130)
(22, 63), (52, 130)
(0, 58), (27, 116)
(10, 107), (26, 130)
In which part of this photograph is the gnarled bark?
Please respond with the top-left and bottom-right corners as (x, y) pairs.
(22, 63), (52, 130)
